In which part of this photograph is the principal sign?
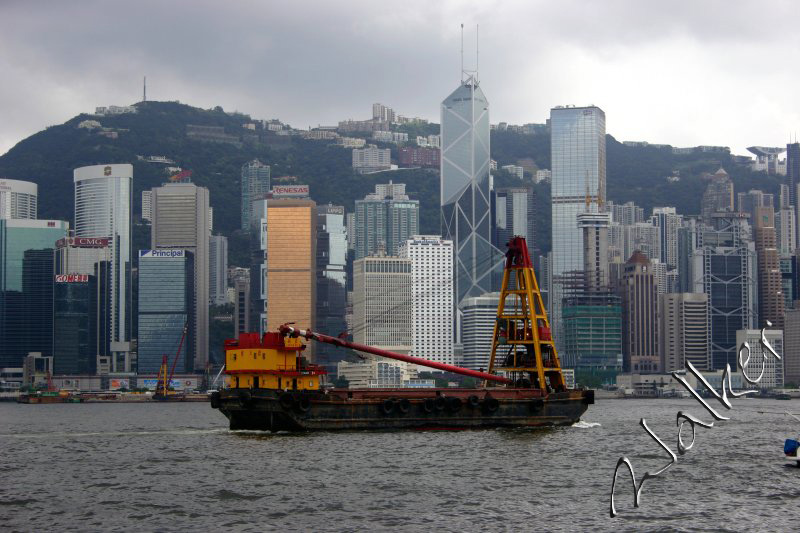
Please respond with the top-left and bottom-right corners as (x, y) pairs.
(139, 249), (185, 258)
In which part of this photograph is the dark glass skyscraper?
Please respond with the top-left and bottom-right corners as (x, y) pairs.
(23, 249), (56, 358)
(315, 204), (348, 373)
(0, 219), (68, 368)
(53, 276), (96, 374)
(137, 250), (194, 374)
(786, 143), (800, 208)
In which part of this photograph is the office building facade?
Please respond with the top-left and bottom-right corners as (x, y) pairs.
(561, 291), (623, 370)
(787, 142), (800, 208)
(550, 106), (606, 343)
(137, 250), (194, 374)
(266, 198), (317, 354)
(352, 255), (412, 353)
(53, 275), (98, 375)
(785, 305), (800, 385)
(650, 207), (682, 270)
(0, 178), (37, 220)
(692, 213), (757, 370)
(658, 292), (709, 372)
(736, 329), (783, 390)
(776, 208), (796, 256)
(460, 292), (500, 371)
(23, 249), (56, 359)
(354, 183), (419, 259)
(0, 219), (68, 368)
(400, 236), (454, 365)
(315, 204), (348, 372)
(209, 234), (228, 306)
(241, 160), (271, 231)
(352, 145), (391, 173)
(54, 237), (111, 275)
(701, 168), (734, 222)
(753, 206), (784, 328)
(493, 187), (535, 257)
(74, 164), (132, 372)
(620, 251), (660, 373)
(578, 210), (611, 292)
(233, 277), (250, 339)
(150, 181), (210, 370)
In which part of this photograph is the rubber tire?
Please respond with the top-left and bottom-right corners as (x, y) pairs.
(279, 392), (294, 410)
(447, 396), (462, 413)
(529, 398), (544, 411)
(434, 396), (446, 411)
(467, 395), (480, 409)
(484, 397), (499, 413)
(297, 395), (311, 412)
(423, 398), (435, 413)
(381, 399), (395, 415)
(397, 398), (411, 414)
(210, 391), (221, 409)
(238, 390), (252, 407)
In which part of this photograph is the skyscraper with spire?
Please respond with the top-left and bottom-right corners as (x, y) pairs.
(440, 50), (502, 313)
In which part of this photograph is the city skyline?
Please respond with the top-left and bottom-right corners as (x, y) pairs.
(2, 2), (800, 156)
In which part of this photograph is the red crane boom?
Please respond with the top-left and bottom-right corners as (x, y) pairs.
(279, 324), (512, 384)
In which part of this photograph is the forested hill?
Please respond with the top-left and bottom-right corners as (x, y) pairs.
(0, 100), (783, 265)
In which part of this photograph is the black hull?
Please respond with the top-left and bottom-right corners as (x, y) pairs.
(213, 388), (594, 431)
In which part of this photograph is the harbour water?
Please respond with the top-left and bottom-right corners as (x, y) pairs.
(1, 398), (797, 532)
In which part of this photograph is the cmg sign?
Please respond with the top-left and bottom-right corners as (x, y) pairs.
(56, 237), (109, 248)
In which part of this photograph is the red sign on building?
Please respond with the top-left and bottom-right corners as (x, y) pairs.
(271, 185), (310, 197)
(55, 274), (89, 283)
(56, 237), (110, 248)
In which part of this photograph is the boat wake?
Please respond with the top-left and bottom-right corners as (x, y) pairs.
(571, 421), (601, 429)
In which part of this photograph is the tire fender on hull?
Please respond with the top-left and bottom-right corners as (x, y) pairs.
(381, 399), (395, 415)
(397, 398), (411, 414)
(483, 396), (499, 413)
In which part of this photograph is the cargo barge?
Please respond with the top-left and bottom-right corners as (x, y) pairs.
(212, 237), (593, 431)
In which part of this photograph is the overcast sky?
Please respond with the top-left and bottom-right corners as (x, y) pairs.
(2, 0), (799, 156)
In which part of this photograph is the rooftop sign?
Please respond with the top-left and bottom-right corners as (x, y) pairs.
(272, 185), (309, 197)
(56, 237), (110, 248)
(139, 249), (185, 258)
(55, 274), (89, 283)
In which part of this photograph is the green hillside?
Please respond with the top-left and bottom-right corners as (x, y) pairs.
(0, 100), (783, 268)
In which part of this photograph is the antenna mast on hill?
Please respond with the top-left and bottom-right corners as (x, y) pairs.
(143, 76), (147, 103)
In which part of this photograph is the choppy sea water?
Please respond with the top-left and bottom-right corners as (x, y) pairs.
(1, 398), (798, 532)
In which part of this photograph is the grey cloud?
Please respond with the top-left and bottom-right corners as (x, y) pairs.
(1, 0), (799, 155)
